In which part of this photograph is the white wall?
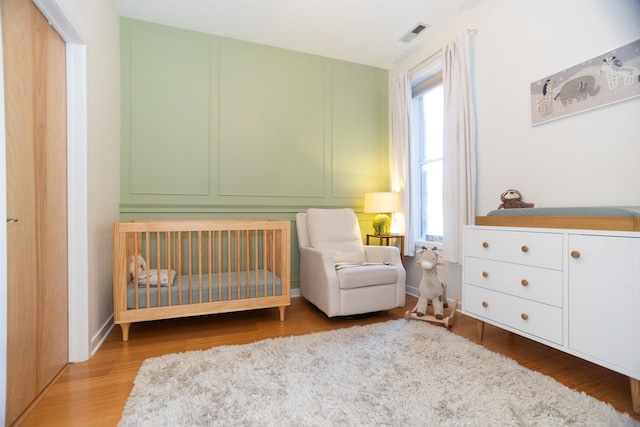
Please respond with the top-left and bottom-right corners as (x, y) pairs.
(392, 0), (640, 300)
(392, 0), (640, 215)
(53, 0), (121, 354)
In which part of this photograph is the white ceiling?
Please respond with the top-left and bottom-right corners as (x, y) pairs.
(113, 0), (475, 69)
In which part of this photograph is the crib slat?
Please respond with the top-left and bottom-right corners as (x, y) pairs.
(178, 231), (183, 305)
(246, 230), (249, 298)
(207, 230), (213, 302)
(243, 230), (247, 299)
(134, 233), (140, 309)
(236, 230), (240, 299)
(263, 230), (268, 297)
(197, 230), (203, 304)
(254, 230), (259, 298)
(143, 232), (149, 308)
(272, 229), (276, 296)
(187, 231), (192, 304)
(166, 231), (172, 306)
(155, 232), (160, 307)
(226, 230), (231, 301)
(217, 231), (222, 302)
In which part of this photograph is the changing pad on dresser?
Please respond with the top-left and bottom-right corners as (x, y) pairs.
(486, 206), (640, 217)
(476, 206), (640, 231)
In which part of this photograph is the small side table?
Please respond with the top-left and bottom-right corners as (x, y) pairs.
(366, 234), (405, 262)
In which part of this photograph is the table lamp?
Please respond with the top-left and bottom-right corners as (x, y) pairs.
(364, 192), (401, 236)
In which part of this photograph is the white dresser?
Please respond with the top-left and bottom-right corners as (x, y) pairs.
(462, 225), (640, 413)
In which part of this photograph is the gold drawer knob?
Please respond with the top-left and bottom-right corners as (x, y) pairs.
(521, 245), (529, 252)
(521, 279), (529, 286)
(482, 271), (489, 278)
(521, 313), (529, 320)
(571, 250), (580, 259)
(482, 241), (489, 248)
(482, 301), (488, 308)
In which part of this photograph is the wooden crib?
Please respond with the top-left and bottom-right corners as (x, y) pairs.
(113, 220), (291, 341)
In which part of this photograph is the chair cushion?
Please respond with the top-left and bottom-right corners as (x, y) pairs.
(305, 208), (366, 264)
(336, 265), (398, 290)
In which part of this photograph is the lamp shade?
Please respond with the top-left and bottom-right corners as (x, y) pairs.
(363, 192), (401, 214)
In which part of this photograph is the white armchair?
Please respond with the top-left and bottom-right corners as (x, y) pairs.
(296, 208), (406, 317)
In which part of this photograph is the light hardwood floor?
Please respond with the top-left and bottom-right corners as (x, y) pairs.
(17, 295), (640, 425)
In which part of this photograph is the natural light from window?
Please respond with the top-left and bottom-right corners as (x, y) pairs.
(416, 84), (443, 243)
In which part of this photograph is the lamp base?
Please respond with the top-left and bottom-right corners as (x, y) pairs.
(372, 213), (391, 236)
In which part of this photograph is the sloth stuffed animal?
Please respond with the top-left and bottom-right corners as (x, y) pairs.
(498, 189), (535, 209)
(416, 247), (447, 320)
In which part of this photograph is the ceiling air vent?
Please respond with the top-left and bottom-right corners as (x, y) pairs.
(399, 23), (429, 43)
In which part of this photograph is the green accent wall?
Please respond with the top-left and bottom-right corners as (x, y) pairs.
(120, 18), (390, 288)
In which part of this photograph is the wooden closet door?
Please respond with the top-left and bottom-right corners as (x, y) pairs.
(2, 0), (68, 424)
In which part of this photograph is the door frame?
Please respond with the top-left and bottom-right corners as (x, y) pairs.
(0, 0), (89, 414)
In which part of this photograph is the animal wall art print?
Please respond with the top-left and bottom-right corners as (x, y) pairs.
(531, 38), (640, 125)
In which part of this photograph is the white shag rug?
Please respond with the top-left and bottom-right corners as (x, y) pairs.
(119, 320), (639, 426)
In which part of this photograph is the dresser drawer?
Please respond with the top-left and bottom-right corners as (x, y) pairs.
(464, 228), (563, 269)
(464, 257), (563, 307)
(463, 284), (563, 345)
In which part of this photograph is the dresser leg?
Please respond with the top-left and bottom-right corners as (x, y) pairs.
(476, 320), (485, 342)
(631, 377), (640, 415)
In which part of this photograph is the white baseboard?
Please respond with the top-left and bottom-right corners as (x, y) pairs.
(91, 314), (114, 357)
(406, 285), (419, 297)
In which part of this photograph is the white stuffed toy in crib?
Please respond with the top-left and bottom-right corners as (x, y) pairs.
(129, 255), (176, 286)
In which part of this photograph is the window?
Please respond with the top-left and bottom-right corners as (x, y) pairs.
(411, 67), (443, 245)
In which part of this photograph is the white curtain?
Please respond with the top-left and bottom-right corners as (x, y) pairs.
(388, 72), (415, 256)
(442, 32), (477, 264)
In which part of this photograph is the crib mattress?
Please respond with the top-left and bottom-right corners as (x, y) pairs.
(486, 206), (640, 217)
(127, 269), (282, 309)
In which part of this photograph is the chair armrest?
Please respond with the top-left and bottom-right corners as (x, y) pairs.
(364, 245), (406, 304)
(299, 247), (335, 278)
(299, 247), (341, 315)
(364, 245), (402, 266)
